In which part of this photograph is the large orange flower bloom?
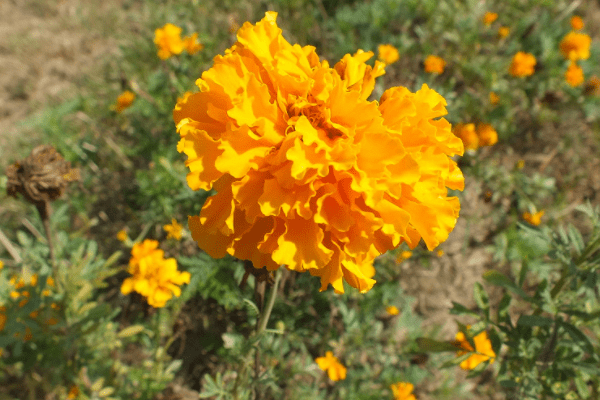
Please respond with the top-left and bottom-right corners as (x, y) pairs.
(509, 51), (536, 77)
(559, 32), (591, 61)
(175, 12), (464, 293)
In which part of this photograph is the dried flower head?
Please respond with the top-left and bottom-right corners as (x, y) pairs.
(315, 351), (347, 381)
(570, 16), (584, 31)
(565, 62), (584, 87)
(175, 12), (464, 293)
(559, 32), (591, 61)
(391, 382), (417, 400)
(509, 51), (536, 77)
(483, 12), (498, 26)
(424, 55), (446, 74)
(377, 44), (400, 65)
(454, 329), (496, 370)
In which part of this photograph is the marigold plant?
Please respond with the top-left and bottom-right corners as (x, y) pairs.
(315, 351), (347, 381)
(175, 12), (464, 293)
(522, 210), (544, 226)
(559, 32), (591, 61)
(498, 26), (510, 38)
(121, 239), (190, 307)
(163, 218), (184, 240)
(386, 305), (400, 315)
(565, 62), (584, 87)
(482, 12), (497, 26)
(154, 23), (185, 60)
(476, 123), (498, 147)
(570, 15), (584, 31)
(378, 44), (400, 65)
(454, 329), (496, 370)
(453, 123), (478, 151)
(112, 91), (135, 113)
(423, 55), (446, 74)
(183, 33), (204, 55)
(390, 382), (416, 400)
(509, 51), (536, 77)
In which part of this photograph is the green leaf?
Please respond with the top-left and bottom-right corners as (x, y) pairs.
(449, 301), (479, 317)
(499, 379), (519, 388)
(559, 321), (595, 354)
(516, 315), (553, 327)
(415, 337), (460, 352)
(473, 282), (489, 319)
(483, 270), (531, 300)
(497, 293), (512, 325)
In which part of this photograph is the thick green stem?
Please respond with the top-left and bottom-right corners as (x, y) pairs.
(257, 270), (281, 335)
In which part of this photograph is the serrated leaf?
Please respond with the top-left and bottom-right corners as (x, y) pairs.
(483, 270), (531, 300)
(568, 225), (585, 255)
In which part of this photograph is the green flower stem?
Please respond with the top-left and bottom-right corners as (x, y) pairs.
(257, 269), (281, 335)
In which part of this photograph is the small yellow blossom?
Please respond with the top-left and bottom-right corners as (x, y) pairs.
(183, 33), (204, 55)
(30, 274), (38, 286)
(377, 44), (400, 65)
(51, 302), (60, 310)
(483, 12), (498, 26)
(570, 16), (584, 31)
(23, 326), (33, 341)
(67, 385), (80, 400)
(19, 298), (29, 308)
(154, 23), (185, 60)
(116, 230), (128, 242)
(560, 32), (591, 61)
(565, 62), (584, 87)
(455, 329), (496, 370)
(391, 382), (417, 400)
(476, 123), (498, 147)
(10, 291), (20, 299)
(163, 218), (183, 240)
(509, 52), (536, 77)
(46, 276), (55, 287)
(42, 289), (51, 297)
(113, 91), (135, 113)
(436, 249), (444, 257)
(315, 351), (347, 381)
(498, 26), (510, 38)
(386, 305), (400, 315)
(15, 278), (25, 289)
(397, 250), (413, 262)
(489, 92), (499, 105)
(523, 210), (544, 226)
(0, 260), (3, 269)
(516, 160), (525, 169)
(424, 55), (446, 74)
(454, 123), (479, 151)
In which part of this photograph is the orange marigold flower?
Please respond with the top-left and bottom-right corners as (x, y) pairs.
(386, 305), (400, 315)
(42, 289), (51, 297)
(570, 16), (584, 31)
(397, 250), (413, 262)
(67, 385), (80, 400)
(30, 274), (38, 286)
(453, 123), (478, 151)
(0, 260), (3, 269)
(436, 249), (444, 257)
(113, 91), (135, 113)
(116, 230), (128, 242)
(523, 210), (544, 226)
(183, 33), (204, 55)
(163, 218), (183, 240)
(498, 26), (510, 38)
(378, 44), (400, 65)
(424, 55), (446, 74)
(315, 351), (347, 381)
(559, 32), (591, 61)
(391, 382), (417, 400)
(565, 62), (584, 87)
(489, 92), (499, 105)
(10, 291), (20, 299)
(455, 329), (496, 370)
(154, 23), (185, 60)
(121, 239), (191, 307)
(476, 123), (498, 147)
(175, 12), (464, 294)
(46, 276), (55, 287)
(0, 309), (6, 332)
(509, 51), (536, 77)
(483, 12), (498, 26)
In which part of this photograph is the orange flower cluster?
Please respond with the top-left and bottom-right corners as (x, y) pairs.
(489, 92), (500, 105)
(571, 16), (584, 31)
(482, 12), (498, 26)
(121, 239), (190, 307)
(559, 27), (591, 88)
(154, 23), (204, 60)
(378, 44), (400, 65)
(175, 12), (464, 293)
(163, 218), (184, 240)
(391, 382), (417, 400)
(565, 62), (584, 87)
(509, 51), (536, 77)
(424, 55), (446, 74)
(523, 210), (544, 226)
(315, 351), (347, 381)
(453, 123), (498, 151)
(112, 90), (135, 113)
(454, 329), (496, 370)
(498, 26), (510, 38)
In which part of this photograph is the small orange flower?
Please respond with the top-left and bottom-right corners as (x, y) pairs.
(30, 274), (38, 286)
(436, 249), (444, 257)
(0, 260), (3, 269)
(559, 32), (591, 61)
(498, 26), (510, 38)
(483, 12), (498, 26)
(523, 210), (544, 226)
(46, 276), (55, 287)
(397, 250), (413, 262)
(489, 92), (499, 105)
(183, 33), (204, 55)
(163, 218), (183, 240)
(424, 55), (446, 74)
(378, 44), (400, 65)
(390, 382), (417, 400)
(476, 123), (498, 147)
(565, 62), (584, 87)
(116, 230), (128, 242)
(455, 329), (496, 370)
(509, 52), (536, 77)
(315, 351), (347, 381)
(570, 16), (584, 31)
(386, 305), (400, 315)
(67, 385), (79, 400)
(113, 91), (135, 113)
(454, 123), (479, 151)
(154, 23), (185, 60)
(516, 160), (525, 169)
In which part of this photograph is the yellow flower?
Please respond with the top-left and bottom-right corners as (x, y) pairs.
(175, 12), (464, 294)
(46, 276), (55, 287)
(116, 230), (128, 242)
(397, 250), (413, 262)
(489, 92), (499, 105)
(516, 159), (525, 169)
(29, 274), (38, 286)
(10, 291), (20, 299)
(509, 52), (536, 77)
(378, 44), (400, 65)
(424, 55), (446, 74)
(163, 218), (183, 240)
(483, 12), (498, 26)
(23, 326), (33, 342)
(183, 33), (204, 55)
(476, 123), (498, 147)
(121, 239), (191, 307)
(453, 123), (478, 151)
(113, 91), (135, 113)
(559, 32), (591, 61)
(315, 351), (347, 381)
(498, 26), (510, 38)
(436, 249), (444, 257)
(50, 302), (60, 310)
(523, 210), (544, 226)
(67, 385), (79, 400)
(390, 382), (416, 400)
(0, 260), (3, 269)
(455, 329), (496, 370)
(42, 289), (51, 297)
(154, 23), (185, 60)
(565, 62), (584, 87)
(570, 16), (584, 31)
(386, 305), (400, 315)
